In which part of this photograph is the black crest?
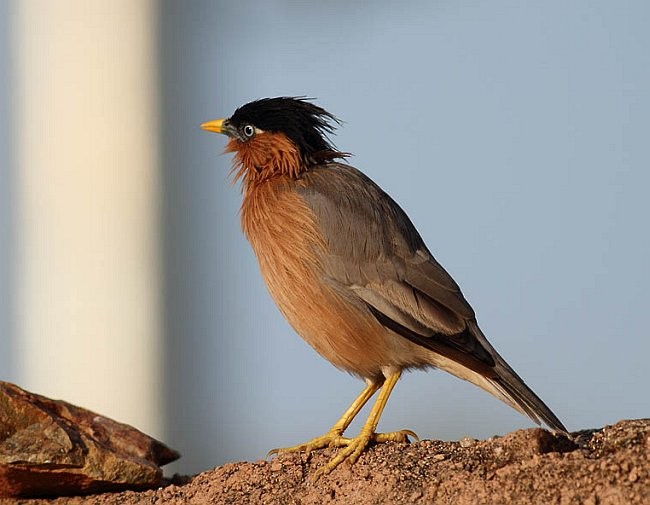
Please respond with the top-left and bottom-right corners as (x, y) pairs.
(229, 97), (347, 163)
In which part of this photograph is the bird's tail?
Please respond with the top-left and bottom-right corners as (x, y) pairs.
(467, 321), (568, 434)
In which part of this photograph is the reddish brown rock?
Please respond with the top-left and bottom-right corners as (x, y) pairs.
(0, 381), (179, 498)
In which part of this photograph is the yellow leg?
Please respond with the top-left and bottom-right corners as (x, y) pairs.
(314, 370), (416, 478)
(268, 380), (382, 456)
(269, 371), (417, 478)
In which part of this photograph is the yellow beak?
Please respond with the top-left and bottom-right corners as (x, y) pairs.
(201, 118), (226, 134)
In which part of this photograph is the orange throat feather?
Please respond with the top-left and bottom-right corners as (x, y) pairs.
(226, 131), (304, 193)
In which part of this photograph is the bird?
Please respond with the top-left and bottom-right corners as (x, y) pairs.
(201, 97), (567, 477)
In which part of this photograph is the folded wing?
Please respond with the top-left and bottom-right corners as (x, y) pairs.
(298, 163), (567, 433)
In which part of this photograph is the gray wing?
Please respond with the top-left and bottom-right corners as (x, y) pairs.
(298, 163), (567, 433)
(298, 163), (493, 369)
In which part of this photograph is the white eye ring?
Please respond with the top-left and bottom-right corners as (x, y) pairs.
(242, 124), (255, 138)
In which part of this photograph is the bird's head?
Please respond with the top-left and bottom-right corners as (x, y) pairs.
(201, 97), (347, 186)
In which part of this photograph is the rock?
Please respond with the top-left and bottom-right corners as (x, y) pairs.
(0, 382), (179, 498)
(459, 436), (476, 448)
(1, 419), (648, 504)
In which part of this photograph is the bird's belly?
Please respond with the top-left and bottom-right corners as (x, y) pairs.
(277, 291), (396, 376)
(256, 245), (431, 379)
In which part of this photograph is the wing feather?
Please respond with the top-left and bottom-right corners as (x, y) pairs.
(299, 163), (475, 332)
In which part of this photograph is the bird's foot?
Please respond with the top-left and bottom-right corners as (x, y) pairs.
(267, 429), (349, 457)
(268, 428), (418, 478)
(268, 428), (418, 459)
(311, 428), (418, 479)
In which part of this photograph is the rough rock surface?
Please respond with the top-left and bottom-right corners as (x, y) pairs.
(0, 382), (179, 497)
(1, 419), (647, 504)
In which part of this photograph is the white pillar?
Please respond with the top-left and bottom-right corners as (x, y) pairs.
(12, 0), (162, 436)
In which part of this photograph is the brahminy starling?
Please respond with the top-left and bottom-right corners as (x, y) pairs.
(201, 97), (567, 476)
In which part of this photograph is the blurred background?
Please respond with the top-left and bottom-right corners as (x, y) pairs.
(1, 1), (648, 476)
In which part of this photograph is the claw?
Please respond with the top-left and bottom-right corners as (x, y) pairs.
(373, 428), (419, 443)
(268, 430), (347, 459)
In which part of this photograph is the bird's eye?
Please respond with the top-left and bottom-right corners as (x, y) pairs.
(242, 124), (255, 138)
